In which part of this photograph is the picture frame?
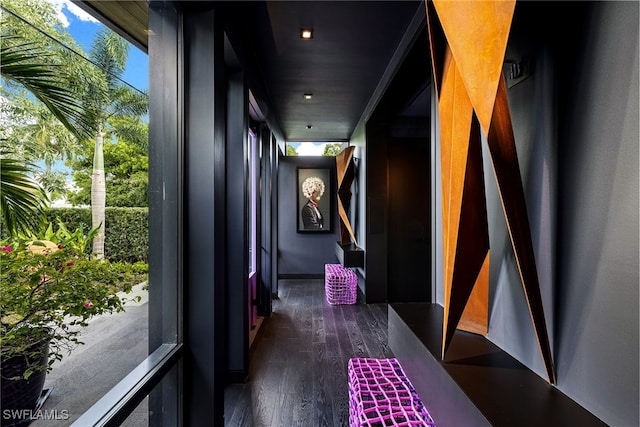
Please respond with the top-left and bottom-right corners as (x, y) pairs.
(297, 167), (332, 233)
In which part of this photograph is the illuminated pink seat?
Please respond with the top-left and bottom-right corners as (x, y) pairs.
(324, 263), (358, 305)
(348, 357), (436, 427)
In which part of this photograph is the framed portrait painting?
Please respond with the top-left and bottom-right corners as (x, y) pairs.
(297, 167), (332, 233)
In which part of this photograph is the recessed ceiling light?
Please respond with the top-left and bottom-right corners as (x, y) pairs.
(304, 93), (313, 100)
(300, 29), (313, 39)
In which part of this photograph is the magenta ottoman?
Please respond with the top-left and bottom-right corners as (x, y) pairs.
(324, 263), (358, 305)
(348, 357), (436, 427)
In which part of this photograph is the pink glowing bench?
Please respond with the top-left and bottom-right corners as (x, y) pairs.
(348, 358), (436, 427)
(325, 263), (358, 305)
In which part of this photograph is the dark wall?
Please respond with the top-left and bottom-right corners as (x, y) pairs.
(457, 3), (638, 425)
(278, 156), (339, 276)
(364, 123), (389, 302)
(552, 3), (638, 425)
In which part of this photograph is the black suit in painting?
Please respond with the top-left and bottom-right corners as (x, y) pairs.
(302, 200), (324, 230)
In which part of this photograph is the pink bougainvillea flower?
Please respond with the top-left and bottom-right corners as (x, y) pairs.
(57, 261), (76, 271)
(1, 246), (12, 252)
(84, 301), (94, 309)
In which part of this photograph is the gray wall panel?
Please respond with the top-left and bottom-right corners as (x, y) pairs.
(277, 156), (339, 276)
(554, 3), (639, 425)
(183, 6), (226, 424)
(482, 3), (638, 425)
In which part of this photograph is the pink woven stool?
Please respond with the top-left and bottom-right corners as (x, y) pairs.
(348, 358), (436, 427)
(324, 263), (357, 305)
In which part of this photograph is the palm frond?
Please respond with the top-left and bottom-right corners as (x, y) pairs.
(90, 28), (128, 87)
(0, 38), (95, 140)
(0, 152), (49, 236)
(110, 85), (148, 118)
(109, 116), (149, 151)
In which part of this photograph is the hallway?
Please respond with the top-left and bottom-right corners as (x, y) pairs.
(224, 279), (394, 426)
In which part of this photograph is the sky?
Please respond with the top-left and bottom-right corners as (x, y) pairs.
(45, 0), (148, 93)
(290, 142), (330, 156)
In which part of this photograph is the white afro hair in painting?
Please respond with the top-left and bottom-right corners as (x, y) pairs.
(302, 176), (325, 198)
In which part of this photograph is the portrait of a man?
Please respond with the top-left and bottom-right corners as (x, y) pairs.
(297, 168), (331, 232)
(301, 176), (325, 230)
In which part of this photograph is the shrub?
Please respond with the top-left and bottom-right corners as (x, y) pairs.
(0, 241), (142, 378)
(45, 207), (148, 263)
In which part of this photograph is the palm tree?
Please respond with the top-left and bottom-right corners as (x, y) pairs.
(0, 36), (92, 236)
(84, 28), (148, 259)
(68, 116), (149, 208)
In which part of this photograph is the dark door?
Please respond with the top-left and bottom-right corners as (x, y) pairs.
(387, 136), (431, 302)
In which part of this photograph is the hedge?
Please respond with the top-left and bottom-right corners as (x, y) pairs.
(45, 207), (148, 263)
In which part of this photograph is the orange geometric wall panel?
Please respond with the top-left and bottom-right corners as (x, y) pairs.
(336, 146), (357, 245)
(425, 0), (556, 384)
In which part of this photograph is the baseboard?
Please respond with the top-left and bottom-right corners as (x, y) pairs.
(226, 370), (247, 384)
(278, 274), (323, 279)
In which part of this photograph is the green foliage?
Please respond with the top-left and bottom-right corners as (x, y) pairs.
(80, 27), (148, 258)
(0, 151), (49, 237)
(0, 240), (142, 378)
(1, 3), (149, 260)
(0, 39), (91, 140)
(82, 28), (148, 133)
(69, 134), (148, 207)
(0, 5), (98, 140)
(35, 170), (69, 201)
(3, 98), (80, 173)
(49, 219), (101, 257)
(102, 208), (148, 263)
(43, 208), (90, 238)
(107, 173), (148, 207)
(0, 0), (76, 46)
(0, 0), (101, 239)
(109, 115), (149, 151)
(323, 143), (343, 156)
(286, 144), (298, 156)
(44, 208), (149, 263)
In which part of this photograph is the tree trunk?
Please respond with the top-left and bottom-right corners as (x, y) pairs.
(91, 131), (106, 260)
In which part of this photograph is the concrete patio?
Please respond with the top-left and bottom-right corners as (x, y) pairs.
(29, 284), (149, 427)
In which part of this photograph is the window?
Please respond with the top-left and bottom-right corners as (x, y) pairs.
(286, 142), (345, 156)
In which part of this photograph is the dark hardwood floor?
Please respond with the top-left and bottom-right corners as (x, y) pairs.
(224, 279), (394, 427)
